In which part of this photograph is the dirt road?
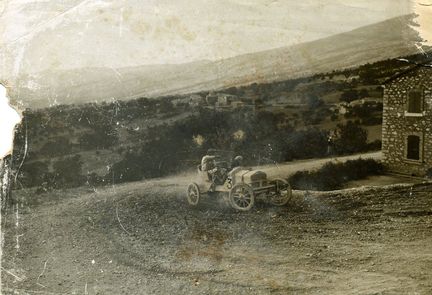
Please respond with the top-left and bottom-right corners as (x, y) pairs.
(2, 170), (432, 294)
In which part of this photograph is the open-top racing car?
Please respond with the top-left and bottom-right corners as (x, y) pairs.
(187, 149), (292, 211)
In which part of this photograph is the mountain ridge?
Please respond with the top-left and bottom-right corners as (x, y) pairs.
(11, 14), (425, 108)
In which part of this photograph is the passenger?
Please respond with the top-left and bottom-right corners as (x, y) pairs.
(201, 155), (216, 172)
(201, 155), (220, 191)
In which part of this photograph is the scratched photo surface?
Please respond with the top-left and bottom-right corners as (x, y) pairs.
(1, 1), (432, 294)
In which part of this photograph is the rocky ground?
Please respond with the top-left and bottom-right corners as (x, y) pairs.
(2, 172), (432, 294)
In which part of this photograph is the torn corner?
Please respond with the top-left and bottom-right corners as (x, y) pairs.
(413, 2), (432, 48)
(0, 83), (22, 159)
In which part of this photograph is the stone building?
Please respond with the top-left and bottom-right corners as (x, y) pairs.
(382, 65), (432, 177)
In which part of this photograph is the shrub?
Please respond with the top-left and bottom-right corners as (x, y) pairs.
(427, 168), (432, 179)
(361, 116), (382, 126)
(359, 89), (369, 98)
(284, 128), (328, 161)
(19, 161), (49, 188)
(85, 172), (104, 187)
(52, 155), (84, 189)
(330, 113), (338, 121)
(340, 89), (359, 103)
(305, 94), (324, 109)
(39, 137), (72, 156)
(79, 128), (118, 150)
(366, 140), (382, 151)
(333, 121), (368, 154)
(289, 158), (383, 191)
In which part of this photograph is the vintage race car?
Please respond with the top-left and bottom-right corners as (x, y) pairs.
(187, 150), (292, 211)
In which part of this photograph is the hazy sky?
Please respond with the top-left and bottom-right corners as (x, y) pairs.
(0, 0), (417, 77)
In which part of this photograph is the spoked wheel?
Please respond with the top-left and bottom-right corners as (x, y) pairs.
(269, 178), (292, 206)
(229, 183), (255, 211)
(187, 183), (201, 206)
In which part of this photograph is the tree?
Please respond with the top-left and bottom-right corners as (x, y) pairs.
(284, 128), (328, 160)
(40, 137), (72, 156)
(340, 89), (359, 103)
(52, 155), (84, 188)
(333, 121), (368, 154)
(359, 89), (369, 98)
(20, 161), (49, 188)
(79, 124), (118, 150)
(305, 93), (324, 109)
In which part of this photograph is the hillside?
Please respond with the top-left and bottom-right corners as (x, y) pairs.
(12, 14), (424, 108)
(15, 50), (432, 191)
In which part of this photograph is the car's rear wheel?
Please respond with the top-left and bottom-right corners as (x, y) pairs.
(229, 183), (255, 211)
(187, 183), (200, 206)
(269, 178), (292, 206)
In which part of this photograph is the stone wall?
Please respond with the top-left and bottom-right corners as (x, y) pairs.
(382, 67), (432, 177)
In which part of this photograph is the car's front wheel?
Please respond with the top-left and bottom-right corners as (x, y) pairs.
(229, 183), (255, 211)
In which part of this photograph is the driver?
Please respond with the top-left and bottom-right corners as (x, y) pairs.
(228, 155), (244, 178)
(231, 155), (243, 168)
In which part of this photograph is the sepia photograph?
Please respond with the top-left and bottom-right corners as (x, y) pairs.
(1, 1), (432, 294)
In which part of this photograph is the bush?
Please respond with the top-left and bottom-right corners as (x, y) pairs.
(52, 155), (84, 189)
(340, 89), (359, 103)
(19, 161), (49, 188)
(85, 172), (105, 187)
(305, 94), (324, 109)
(361, 116), (382, 126)
(333, 121), (368, 154)
(108, 152), (146, 183)
(79, 128), (118, 150)
(359, 89), (369, 98)
(330, 113), (338, 121)
(39, 137), (72, 156)
(289, 158), (383, 191)
(284, 129), (328, 161)
(366, 140), (382, 151)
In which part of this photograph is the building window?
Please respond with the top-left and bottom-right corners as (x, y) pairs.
(407, 89), (423, 114)
(406, 135), (421, 161)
